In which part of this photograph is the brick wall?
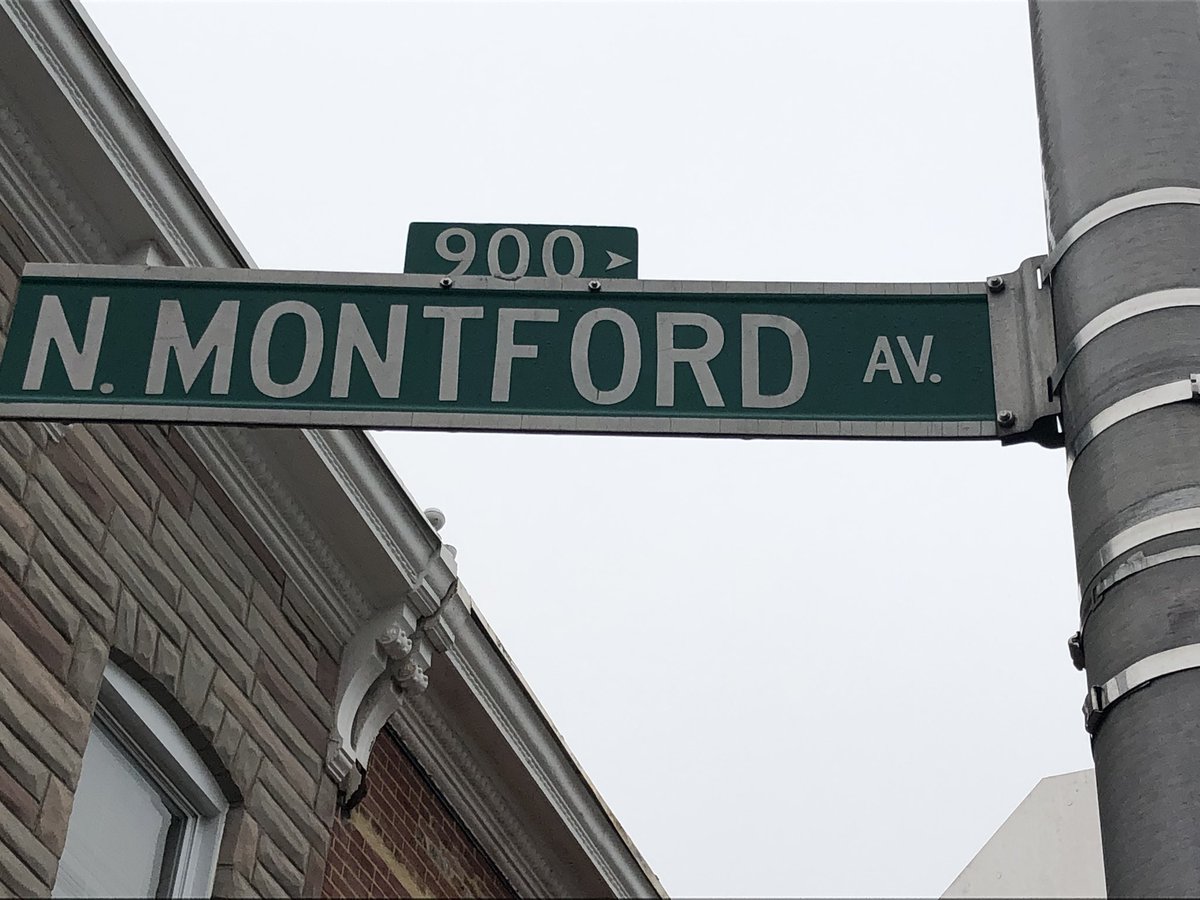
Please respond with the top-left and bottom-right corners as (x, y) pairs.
(323, 728), (516, 899)
(0, 203), (339, 898)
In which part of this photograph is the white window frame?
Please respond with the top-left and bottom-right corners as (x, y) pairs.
(61, 661), (228, 898)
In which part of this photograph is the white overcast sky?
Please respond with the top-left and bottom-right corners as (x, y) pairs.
(81, 2), (1091, 896)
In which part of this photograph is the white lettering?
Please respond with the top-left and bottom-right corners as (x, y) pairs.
(250, 301), (323, 399)
(146, 299), (239, 395)
(435, 227), (476, 276)
(656, 312), (725, 407)
(741, 314), (809, 409)
(331, 305), (408, 399)
(542, 229), (585, 278)
(487, 228), (530, 280)
(897, 335), (934, 383)
(863, 336), (902, 384)
(492, 308), (559, 402)
(23, 294), (108, 391)
(571, 308), (640, 405)
(424, 306), (484, 401)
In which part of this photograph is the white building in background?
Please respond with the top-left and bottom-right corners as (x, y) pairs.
(943, 769), (1105, 899)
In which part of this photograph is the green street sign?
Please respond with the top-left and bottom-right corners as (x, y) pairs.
(405, 222), (638, 279)
(0, 264), (1012, 439)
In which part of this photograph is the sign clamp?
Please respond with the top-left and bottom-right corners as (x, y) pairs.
(986, 256), (1062, 447)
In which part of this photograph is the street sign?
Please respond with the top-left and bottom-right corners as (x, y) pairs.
(0, 264), (1034, 440)
(405, 222), (638, 279)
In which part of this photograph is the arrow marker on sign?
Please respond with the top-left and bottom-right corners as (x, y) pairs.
(605, 250), (633, 271)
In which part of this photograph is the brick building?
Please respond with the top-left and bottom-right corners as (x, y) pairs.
(0, 2), (664, 897)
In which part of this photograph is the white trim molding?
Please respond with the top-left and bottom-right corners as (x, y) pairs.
(0, 0), (252, 268)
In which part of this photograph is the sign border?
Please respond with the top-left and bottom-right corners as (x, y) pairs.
(1, 263), (999, 441)
(15, 262), (987, 299)
(0, 400), (998, 439)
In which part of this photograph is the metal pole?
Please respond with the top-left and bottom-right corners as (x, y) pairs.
(1029, 1), (1200, 894)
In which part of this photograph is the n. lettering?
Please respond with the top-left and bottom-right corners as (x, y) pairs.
(23, 294), (109, 391)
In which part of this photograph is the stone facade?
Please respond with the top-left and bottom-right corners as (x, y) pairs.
(0, 202), (337, 898)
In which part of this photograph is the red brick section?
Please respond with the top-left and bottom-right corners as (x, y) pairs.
(323, 729), (516, 899)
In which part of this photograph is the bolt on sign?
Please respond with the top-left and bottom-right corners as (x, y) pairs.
(0, 264), (1052, 440)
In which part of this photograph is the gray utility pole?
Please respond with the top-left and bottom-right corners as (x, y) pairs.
(1030, 1), (1200, 894)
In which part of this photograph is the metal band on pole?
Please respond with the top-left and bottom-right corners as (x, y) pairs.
(1090, 545), (1200, 607)
(1076, 546), (1200, 663)
(1078, 506), (1200, 603)
(1050, 289), (1200, 394)
(1046, 187), (1200, 276)
(1084, 642), (1200, 734)
(1065, 376), (1200, 474)
(1032, 4), (1200, 889)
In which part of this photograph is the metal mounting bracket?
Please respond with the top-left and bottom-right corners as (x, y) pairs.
(987, 256), (1062, 447)
(1084, 641), (1200, 734)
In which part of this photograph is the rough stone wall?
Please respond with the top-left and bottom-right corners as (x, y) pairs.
(0, 201), (523, 899)
(322, 729), (515, 899)
(0, 203), (339, 898)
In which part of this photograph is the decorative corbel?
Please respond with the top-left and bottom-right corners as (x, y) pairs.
(325, 506), (465, 815)
(327, 602), (433, 813)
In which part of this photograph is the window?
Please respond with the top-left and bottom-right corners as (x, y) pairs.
(54, 662), (228, 898)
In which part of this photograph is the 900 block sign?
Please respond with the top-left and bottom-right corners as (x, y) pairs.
(0, 265), (999, 439)
(405, 222), (638, 280)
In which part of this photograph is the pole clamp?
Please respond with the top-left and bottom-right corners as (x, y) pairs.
(1049, 289), (1200, 395)
(1079, 505), (1200, 606)
(1075, 547), (1200, 672)
(1084, 642), (1200, 734)
(1047, 187), (1200, 277)
(1074, 544), (1200, 670)
(1068, 631), (1085, 670)
(1090, 545), (1200, 609)
(1065, 376), (1200, 474)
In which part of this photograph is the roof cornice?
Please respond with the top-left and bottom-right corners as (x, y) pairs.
(441, 601), (668, 898)
(1, 0), (251, 267)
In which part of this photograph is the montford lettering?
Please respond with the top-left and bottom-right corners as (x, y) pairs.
(0, 270), (996, 433)
(22, 294), (816, 408)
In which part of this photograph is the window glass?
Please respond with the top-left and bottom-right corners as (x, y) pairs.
(54, 723), (185, 898)
(52, 663), (227, 899)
